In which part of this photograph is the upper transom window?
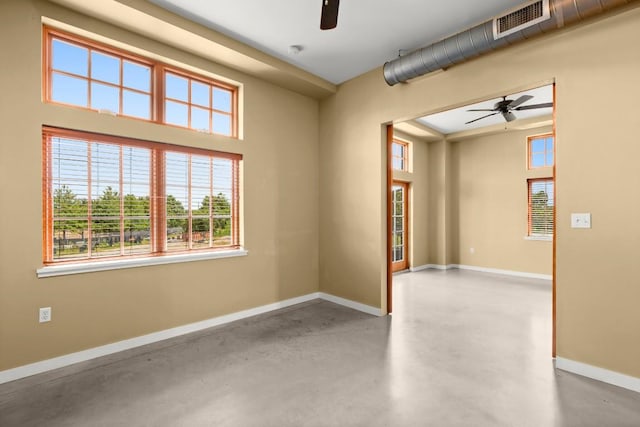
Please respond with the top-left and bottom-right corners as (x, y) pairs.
(392, 140), (409, 171)
(528, 134), (554, 168)
(164, 70), (235, 136)
(44, 27), (239, 138)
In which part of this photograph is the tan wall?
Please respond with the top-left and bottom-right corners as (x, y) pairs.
(450, 126), (553, 274)
(319, 6), (640, 378)
(392, 131), (430, 268)
(0, 0), (319, 370)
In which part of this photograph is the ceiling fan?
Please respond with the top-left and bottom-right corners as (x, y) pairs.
(465, 95), (553, 124)
(320, 0), (340, 30)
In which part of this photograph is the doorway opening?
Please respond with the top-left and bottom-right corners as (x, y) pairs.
(386, 83), (556, 355)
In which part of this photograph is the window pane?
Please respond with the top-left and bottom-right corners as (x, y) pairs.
(122, 147), (151, 200)
(392, 158), (402, 171)
(191, 106), (210, 132)
(52, 39), (88, 76)
(166, 73), (188, 101)
(91, 143), (120, 191)
(546, 152), (554, 166)
(51, 137), (88, 185)
(123, 220), (151, 255)
(531, 138), (545, 152)
(91, 51), (120, 84)
(53, 220), (89, 260)
(531, 153), (545, 168)
(123, 90), (151, 119)
(52, 73), (88, 107)
(92, 219), (120, 258)
(192, 216), (211, 249)
(165, 100), (188, 127)
(392, 143), (402, 156)
(191, 81), (210, 107)
(167, 218), (188, 251)
(123, 61), (151, 92)
(213, 113), (232, 136)
(546, 137), (554, 151)
(213, 88), (232, 112)
(91, 82), (119, 113)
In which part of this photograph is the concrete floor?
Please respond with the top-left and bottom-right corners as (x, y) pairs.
(1, 269), (640, 426)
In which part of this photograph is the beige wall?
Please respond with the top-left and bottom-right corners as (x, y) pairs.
(319, 6), (640, 378)
(450, 126), (553, 274)
(0, 0), (319, 370)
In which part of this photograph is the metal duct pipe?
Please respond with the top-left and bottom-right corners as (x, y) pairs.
(383, 0), (637, 85)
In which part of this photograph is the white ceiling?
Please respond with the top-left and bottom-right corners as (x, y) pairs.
(416, 85), (554, 135)
(147, 0), (520, 84)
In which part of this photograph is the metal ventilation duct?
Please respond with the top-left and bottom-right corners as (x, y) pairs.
(383, 0), (637, 86)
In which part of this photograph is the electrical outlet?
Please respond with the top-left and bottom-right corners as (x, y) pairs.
(39, 307), (51, 323)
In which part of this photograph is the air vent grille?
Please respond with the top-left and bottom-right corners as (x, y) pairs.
(493, 0), (550, 40)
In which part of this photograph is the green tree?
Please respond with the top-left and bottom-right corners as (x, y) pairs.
(124, 194), (150, 231)
(191, 193), (231, 238)
(92, 186), (120, 237)
(53, 185), (87, 246)
(166, 194), (187, 231)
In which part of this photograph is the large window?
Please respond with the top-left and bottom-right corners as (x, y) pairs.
(42, 127), (241, 264)
(44, 27), (238, 137)
(528, 134), (554, 168)
(528, 179), (554, 236)
(392, 140), (408, 171)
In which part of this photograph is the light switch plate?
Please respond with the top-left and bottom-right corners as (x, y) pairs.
(571, 213), (591, 229)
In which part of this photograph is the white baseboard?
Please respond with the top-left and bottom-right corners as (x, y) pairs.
(453, 264), (552, 280)
(410, 263), (551, 280)
(319, 292), (384, 317)
(556, 357), (640, 393)
(0, 291), (384, 385)
(0, 293), (320, 385)
(410, 264), (455, 272)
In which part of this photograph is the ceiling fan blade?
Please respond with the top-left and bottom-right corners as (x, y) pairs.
(515, 102), (554, 111)
(507, 95), (533, 109)
(320, 0), (340, 30)
(502, 111), (517, 122)
(467, 108), (496, 112)
(465, 112), (499, 124)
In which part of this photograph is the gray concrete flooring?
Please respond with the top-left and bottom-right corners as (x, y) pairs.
(1, 269), (640, 426)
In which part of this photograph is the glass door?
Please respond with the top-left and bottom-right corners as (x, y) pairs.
(391, 181), (409, 272)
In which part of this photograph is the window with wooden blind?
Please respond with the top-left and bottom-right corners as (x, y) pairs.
(528, 134), (554, 168)
(44, 27), (238, 137)
(392, 140), (408, 171)
(42, 127), (241, 264)
(528, 179), (554, 236)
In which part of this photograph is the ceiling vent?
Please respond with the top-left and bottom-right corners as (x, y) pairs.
(493, 0), (550, 39)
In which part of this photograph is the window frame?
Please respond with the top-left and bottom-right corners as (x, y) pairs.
(42, 126), (242, 266)
(527, 178), (554, 237)
(391, 139), (409, 172)
(43, 26), (239, 138)
(527, 133), (554, 169)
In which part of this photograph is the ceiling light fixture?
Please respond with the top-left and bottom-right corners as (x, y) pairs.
(288, 45), (303, 55)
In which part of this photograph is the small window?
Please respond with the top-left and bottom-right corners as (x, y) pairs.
(392, 140), (408, 171)
(43, 127), (241, 264)
(528, 179), (554, 236)
(48, 35), (153, 119)
(164, 70), (236, 136)
(528, 134), (554, 168)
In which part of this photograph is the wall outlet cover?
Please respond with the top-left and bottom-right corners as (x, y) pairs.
(571, 213), (591, 229)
